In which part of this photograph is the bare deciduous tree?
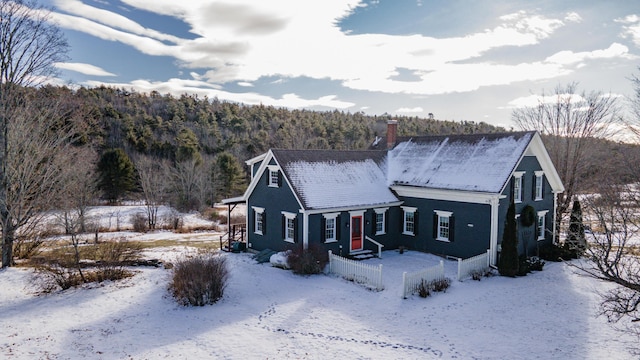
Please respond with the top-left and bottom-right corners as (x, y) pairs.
(2, 91), (83, 266)
(135, 155), (169, 229)
(512, 82), (620, 232)
(570, 181), (640, 336)
(168, 158), (214, 211)
(0, 0), (70, 267)
(54, 147), (99, 235)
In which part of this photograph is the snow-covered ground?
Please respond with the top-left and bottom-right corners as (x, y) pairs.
(0, 205), (638, 359)
(1, 249), (637, 359)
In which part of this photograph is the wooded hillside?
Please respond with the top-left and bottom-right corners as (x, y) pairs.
(34, 85), (640, 207)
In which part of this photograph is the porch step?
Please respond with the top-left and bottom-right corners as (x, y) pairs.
(348, 249), (376, 261)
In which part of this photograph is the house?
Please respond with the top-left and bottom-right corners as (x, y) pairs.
(223, 121), (564, 265)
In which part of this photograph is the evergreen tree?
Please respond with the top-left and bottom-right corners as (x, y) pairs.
(566, 200), (587, 256)
(97, 148), (137, 203)
(215, 152), (246, 199)
(499, 201), (519, 277)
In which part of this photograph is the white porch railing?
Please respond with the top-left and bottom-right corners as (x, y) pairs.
(364, 236), (384, 258)
(457, 249), (491, 281)
(402, 260), (445, 298)
(328, 250), (383, 290)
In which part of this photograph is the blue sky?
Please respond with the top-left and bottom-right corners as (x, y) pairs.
(40, 0), (639, 130)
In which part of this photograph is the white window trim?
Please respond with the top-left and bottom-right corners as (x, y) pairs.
(322, 212), (339, 243)
(252, 206), (264, 235)
(537, 210), (548, 240)
(282, 211), (296, 243)
(434, 210), (453, 242)
(534, 171), (544, 201)
(513, 171), (524, 203)
(374, 207), (388, 235)
(401, 206), (417, 236)
(268, 165), (279, 187)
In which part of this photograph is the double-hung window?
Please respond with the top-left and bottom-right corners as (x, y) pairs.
(434, 210), (453, 242)
(252, 206), (265, 235)
(513, 171), (524, 203)
(268, 165), (280, 187)
(374, 208), (388, 235)
(322, 212), (339, 243)
(534, 171), (544, 201)
(282, 212), (296, 243)
(537, 210), (548, 240)
(402, 206), (417, 236)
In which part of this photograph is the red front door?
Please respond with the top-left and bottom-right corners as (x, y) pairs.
(351, 216), (363, 251)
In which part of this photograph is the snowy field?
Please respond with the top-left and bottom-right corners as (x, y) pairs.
(1, 206), (638, 359)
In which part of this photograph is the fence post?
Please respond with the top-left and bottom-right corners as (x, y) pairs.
(377, 264), (383, 290)
(486, 249), (491, 267)
(328, 250), (333, 273)
(457, 258), (462, 281)
(402, 271), (407, 299)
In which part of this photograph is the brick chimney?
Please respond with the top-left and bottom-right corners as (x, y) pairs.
(386, 119), (397, 149)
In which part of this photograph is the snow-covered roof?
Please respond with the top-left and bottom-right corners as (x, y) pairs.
(272, 150), (399, 210)
(388, 132), (535, 193)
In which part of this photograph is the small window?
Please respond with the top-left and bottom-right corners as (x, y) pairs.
(537, 211), (548, 240)
(252, 206), (264, 235)
(322, 212), (339, 243)
(402, 206), (417, 236)
(267, 165), (280, 187)
(513, 172), (524, 203)
(282, 212), (296, 243)
(374, 208), (388, 235)
(434, 210), (453, 242)
(534, 171), (544, 201)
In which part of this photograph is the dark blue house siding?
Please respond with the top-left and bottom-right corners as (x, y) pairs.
(497, 156), (555, 256)
(306, 207), (399, 256)
(247, 162), (302, 252)
(397, 197), (491, 259)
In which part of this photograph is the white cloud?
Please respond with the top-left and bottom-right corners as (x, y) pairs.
(396, 107), (424, 113)
(55, 62), (116, 76)
(237, 82), (253, 87)
(564, 12), (582, 23)
(615, 14), (640, 46)
(545, 43), (635, 65)
(82, 78), (353, 109)
(47, 1), (636, 103)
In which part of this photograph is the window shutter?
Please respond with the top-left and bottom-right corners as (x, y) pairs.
(371, 212), (376, 234)
(277, 171), (282, 187)
(321, 217), (326, 242)
(413, 211), (419, 236)
(281, 215), (285, 239)
(531, 174), (536, 201)
(385, 212), (389, 234)
(336, 214), (341, 240)
(510, 177), (515, 199)
(449, 215), (455, 242)
(541, 176), (545, 200)
(251, 209), (255, 232)
(261, 211), (267, 234)
(265, 170), (269, 185)
(293, 217), (299, 243)
(432, 213), (438, 239)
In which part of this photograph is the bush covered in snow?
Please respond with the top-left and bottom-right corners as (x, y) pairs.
(169, 252), (229, 306)
(270, 251), (291, 269)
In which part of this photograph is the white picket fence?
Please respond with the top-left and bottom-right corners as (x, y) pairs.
(328, 250), (384, 290)
(457, 249), (491, 281)
(401, 260), (445, 298)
